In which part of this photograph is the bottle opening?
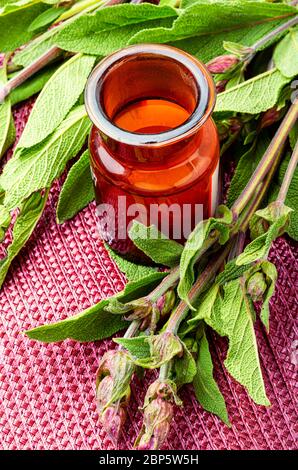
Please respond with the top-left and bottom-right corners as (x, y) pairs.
(85, 45), (216, 146)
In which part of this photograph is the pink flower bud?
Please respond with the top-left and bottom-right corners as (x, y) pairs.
(260, 107), (281, 129)
(101, 404), (127, 445)
(216, 79), (228, 93)
(207, 55), (239, 74)
(136, 397), (173, 450)
(155, 289), (176, 317)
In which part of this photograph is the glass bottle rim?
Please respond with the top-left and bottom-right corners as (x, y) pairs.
(84, 44), (216, 148)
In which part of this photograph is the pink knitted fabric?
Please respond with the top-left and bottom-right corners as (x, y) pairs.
(0, 100), (297, 451)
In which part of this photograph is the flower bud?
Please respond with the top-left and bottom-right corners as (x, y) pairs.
(137, 397), (173, 450)
(207, 55), (239, 74)
(260, 107), (281, 129)
(155, 289), (176, 317)
(147, 331), (183, 367)
(247, 272), (267, 302)
(96, 350), (134, 443)
(216, 79), (228, 93)
(135, 379), (179, 450)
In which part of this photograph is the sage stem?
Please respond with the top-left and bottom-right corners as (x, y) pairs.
(250, 15), (298, 53)
(277, 138), (298, 204)
(167, 243), (232, 334)
(232, 100), (298, 217)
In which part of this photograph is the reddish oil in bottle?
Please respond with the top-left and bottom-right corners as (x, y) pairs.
(86, 45), (220, 263)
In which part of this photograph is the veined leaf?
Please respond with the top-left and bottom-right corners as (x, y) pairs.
(105, 243), (158, 282)
(57, 149), (94, 224)
(193, 328), (230, 426)
(18, 54), (95, 148)
(174, 341), (197, 387)
(13, 28), (57, 68)
(189, 282), (269, 405)
(129, 220), (183, 268)
(0, 190), (48, 289)
(274, 26), (298, 79)
(28, 5), (66, 31)
(54, 4), (178, 55)
(0, 2), (48, 51)
(26, 272), (166, 342)
(0, 63), (15, 158)
(130, 0), (296, 63)
(178, 206), (232, 306)
(220, 280), (270, 406)
(0, 106), (91, 210)
(237, 203), (293, 265)
(10, 63), (58, 106)
(215, 69), (290, 114)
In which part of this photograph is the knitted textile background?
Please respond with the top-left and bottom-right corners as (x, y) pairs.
(0, 100), (297, 451)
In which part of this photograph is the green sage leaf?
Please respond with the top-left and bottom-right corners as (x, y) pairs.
(0, 190), (48, 289)
(215, 69), (290, 114)
(18, 54), (95, 148)
(26, 272), (166, 342)
(174, 341), (197, 387)
(274, 26), (298, 79)
(57, 149), (94, 224)
(0, 64), (15, 158)
(129, 220), (183, 267)
(1, 106), (91, 210)
(105, 243), (158, 282)
(55, 3), (178, 55)
(236, 203), (293, 265)
(28, 5), (66, 32)
(193, 328), (230, 426)
(178, 206), (232, 306)
(0, 2), (48, 52)
(10, 63), (58, 106)
(130, 0), (296, 63)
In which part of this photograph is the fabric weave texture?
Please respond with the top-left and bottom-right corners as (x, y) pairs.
(0, 100), (297, 451)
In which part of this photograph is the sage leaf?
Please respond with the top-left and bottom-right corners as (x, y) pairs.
(13, 28), (57, 68)
(215, 69), (290, 114)
(1, 106), (91, 211)
(188, 284), (226, 335)
(117, 331), (183, 369)
(129, 220), (183, 267)
(193, 328), (230, 426)
(274, 26), (298, 79)
(130, 0), (296, 63)
(28, 5), (66, 32)
(178, 206), (232, 306)
(10, 63), (58, 106)
(220, 280), (270, 406)
(216, 260), (250, 285)
(105, 243), (158, 282)
(0, 2), (48, 52)
(236, 203), (293, 265)
(0, 64), (15, 158)
(174, 342), (197, 387)
(26, 272), (166, 342)
(0, 204), (11, 242)
(189, 281), (269, 405)
(57, 149), (94, 224)
(0, 190), (48, 289)
(55, 3), (178, 55)
(114, 336), (151, 359)
(18, 54), (95, 148)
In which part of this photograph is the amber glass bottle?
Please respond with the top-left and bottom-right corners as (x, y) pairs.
(85, 44), (219, 262)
